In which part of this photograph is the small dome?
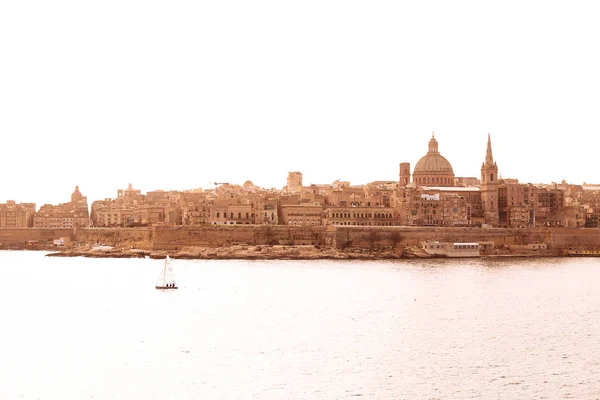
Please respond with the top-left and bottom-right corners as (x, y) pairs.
(71, 185), (84, 202)
(243, 180), (254, 189)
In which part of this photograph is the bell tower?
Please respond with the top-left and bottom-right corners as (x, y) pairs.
(399, 162), (411, 186)
(481, 133), (499, 226)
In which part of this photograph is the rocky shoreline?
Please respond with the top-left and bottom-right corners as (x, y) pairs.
(43, 244), (562, 260)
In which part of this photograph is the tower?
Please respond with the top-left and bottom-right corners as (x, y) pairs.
(481, 133), (499, 226)
(286, 171), (303, 193)
(399, 162), (411, 186)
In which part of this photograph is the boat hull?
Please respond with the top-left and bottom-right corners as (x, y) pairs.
(422, 240), (481, 258)
(155, 286), (178, 290)
(444, 252), (480, 258)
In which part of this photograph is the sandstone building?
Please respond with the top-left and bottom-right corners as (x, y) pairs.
(0, 201), (36, 228)
(34, 186), (90, 228)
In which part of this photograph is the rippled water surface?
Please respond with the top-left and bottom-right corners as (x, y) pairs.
(1, 252), (599, 399)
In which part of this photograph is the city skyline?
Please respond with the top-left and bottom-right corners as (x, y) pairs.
(2, 2), (600, 206)
(0, 132), (597, 209)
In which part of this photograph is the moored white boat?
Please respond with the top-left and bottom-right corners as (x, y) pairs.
(91, 243), (114, 251)
(422, 240), (480, 258)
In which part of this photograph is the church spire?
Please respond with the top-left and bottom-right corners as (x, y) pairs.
(485, 133), (494, 166)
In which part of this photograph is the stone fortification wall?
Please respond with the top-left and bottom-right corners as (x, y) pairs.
(148, 225), (599, 251)
(74, 228), (151, 249)
(0, 228), (74, 246)
(150, 225), (326, 250)
(547, 228), (600, 249)
(329, 226), (600, 250)
(11, 225), (598, 252)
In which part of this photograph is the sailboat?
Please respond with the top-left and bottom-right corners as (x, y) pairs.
(155, 255), (178, 289)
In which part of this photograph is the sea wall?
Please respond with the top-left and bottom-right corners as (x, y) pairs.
(148, 225), (600, 251)
(149, 225), (326, 250)
(5, 225), (600, 252)
(0, 228), (74, 248)
(328, 226), (551, 249)
(74, 228), (151, 249)
(329, 226), (600, 250)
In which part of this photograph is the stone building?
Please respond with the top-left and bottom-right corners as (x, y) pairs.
(34, 186), (89, 228)
(91, 184), (183, 227)
(91, 184), (145, 227)
(398, 189), (474, 226)
(497, 182), (536, 228)
(117, 183), (144, 207)
(325, 186), (365, 207)
(280, 203), (324, 226)
(0, 201), (36, 228)
(536, 186), (564, 227)
(181, 193), (210, 225)
(91, 203), (134, 227)
(208, 196), (279, 225)
(365, 181), (396, 208)
(323, 206), (395, 226)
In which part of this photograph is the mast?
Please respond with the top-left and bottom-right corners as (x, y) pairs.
(163, 256), (168, 284)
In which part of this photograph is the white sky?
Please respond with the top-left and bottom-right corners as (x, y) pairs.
(1, 1), (599, 207)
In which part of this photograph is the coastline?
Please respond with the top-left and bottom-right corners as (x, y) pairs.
(38, 244), (564, 260)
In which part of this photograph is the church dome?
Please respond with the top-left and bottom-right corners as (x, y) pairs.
(71, 185), (83, 202)
(413, 135), (454, 173)
(412, 134), (455, 187)
(414, 153), (454, 173)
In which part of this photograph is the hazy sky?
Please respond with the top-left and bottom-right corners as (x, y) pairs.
(1, 1), (599, 207)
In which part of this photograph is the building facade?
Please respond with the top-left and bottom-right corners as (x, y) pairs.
(0, 201), (36, 228)
(34, 186), (89, 228)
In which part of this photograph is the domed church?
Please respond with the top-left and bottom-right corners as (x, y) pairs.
(412, 133), (455, 187)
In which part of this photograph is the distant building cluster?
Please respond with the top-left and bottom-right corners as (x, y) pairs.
(0, 187), (89, 229)
(2, 133), (600, 229)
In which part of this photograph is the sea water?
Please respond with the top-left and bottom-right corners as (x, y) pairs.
(1, 251), (599, 399)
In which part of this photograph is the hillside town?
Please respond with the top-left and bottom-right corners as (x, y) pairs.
(2, 134), (600, 230)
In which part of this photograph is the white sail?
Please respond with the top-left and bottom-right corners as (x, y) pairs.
(156, 255), (177, 288)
